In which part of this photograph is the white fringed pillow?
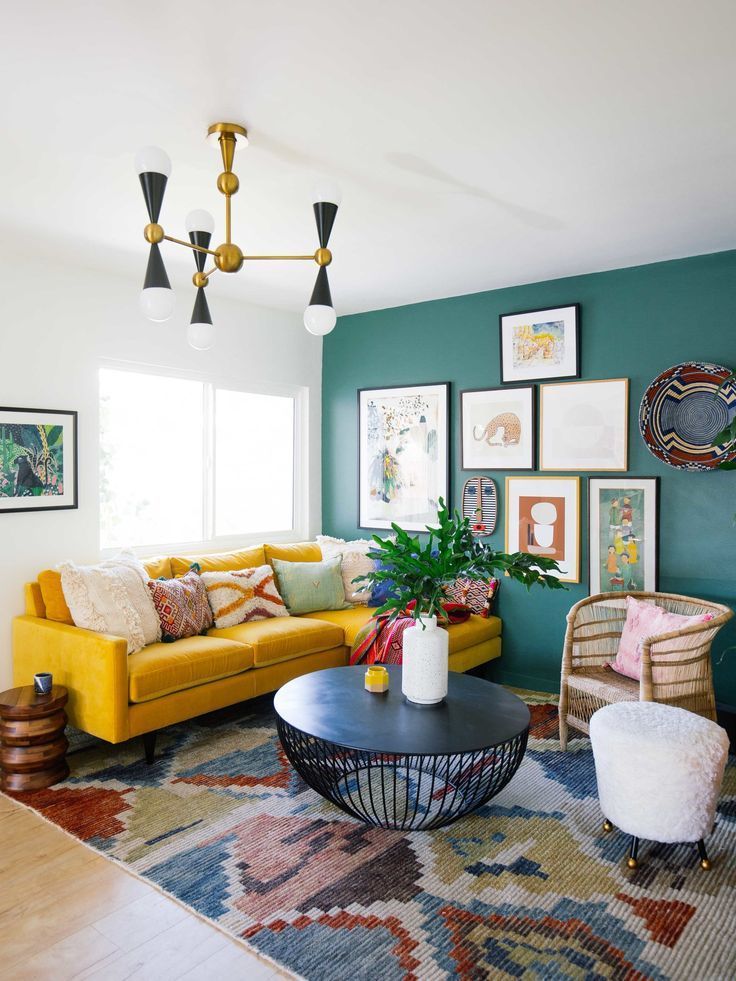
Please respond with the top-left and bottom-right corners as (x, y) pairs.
(201, 565), (289, 629)
(317, 535), (376, 604)
(59, 553), (161, 654)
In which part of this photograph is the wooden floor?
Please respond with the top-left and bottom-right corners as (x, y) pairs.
(0, 792), (294, 980)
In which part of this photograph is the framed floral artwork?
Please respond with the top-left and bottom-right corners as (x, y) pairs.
(0, 406), (78, 513)
(588, 477), (659, 594)
(500, 303), (580, 383)
(505, 475), (581, 583)
(358, 382), (449, 531)
(539, 378), (629, 471)
(460, 385), (535, 470)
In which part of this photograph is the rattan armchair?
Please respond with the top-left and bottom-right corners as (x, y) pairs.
(559, 591), (732, 749)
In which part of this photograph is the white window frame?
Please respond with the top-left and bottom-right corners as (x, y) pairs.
(98, 359), (309, 558)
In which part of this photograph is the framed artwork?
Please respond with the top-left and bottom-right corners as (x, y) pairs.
(358, 382), (449, 531)
(505, 475), (581, 583)
(0, 407), (78, 513)
(500, 303), (580, 383)
(588, 477), (659, 594)
(540, 378), (629, 471)
(460, 385), (535, 470)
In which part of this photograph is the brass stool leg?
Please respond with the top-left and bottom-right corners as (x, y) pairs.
(602, 818), (613, 833)
(627, 836), (639, 869)
(697, 839), (712, 871)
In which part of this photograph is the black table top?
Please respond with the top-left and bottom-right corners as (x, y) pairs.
(274, 665), (530, 755)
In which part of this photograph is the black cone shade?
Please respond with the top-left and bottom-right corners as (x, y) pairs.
(309, 266), (333, 307)
(189, 230), (212, 272)
(313, 202), (338, 249)
(190, 287), (212, 325)
(143, 244), (171, 290)
(139, 172), (168, 223)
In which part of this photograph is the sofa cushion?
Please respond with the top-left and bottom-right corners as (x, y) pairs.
(264, 542), (322, 565)
(38, 569), (74, 624)
(208, 616), (343, 666)
(143, 556), (173, 580)
(170, 546), (267, 578)
(272, 556), (348, 615)
(302, 609), (502, 653)
(128, 636), (254, 703)
(301, 607), (377, 647)
(445, 614), (502, 653)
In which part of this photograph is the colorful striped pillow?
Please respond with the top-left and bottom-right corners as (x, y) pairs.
(202, 565), (289, 629)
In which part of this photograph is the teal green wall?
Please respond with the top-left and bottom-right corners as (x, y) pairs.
(322, 250), (736, 705)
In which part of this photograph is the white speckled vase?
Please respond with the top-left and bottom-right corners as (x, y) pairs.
(401, 615), (449, 705)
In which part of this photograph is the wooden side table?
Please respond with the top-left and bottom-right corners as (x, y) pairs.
(0, 685), (69, 792)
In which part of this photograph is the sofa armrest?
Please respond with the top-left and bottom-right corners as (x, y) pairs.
(12, 615), (130, 743)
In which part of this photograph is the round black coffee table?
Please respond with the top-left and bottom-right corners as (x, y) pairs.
(274, 665), (530, 830)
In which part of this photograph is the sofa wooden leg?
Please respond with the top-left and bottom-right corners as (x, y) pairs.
(143, 731), (157, 765)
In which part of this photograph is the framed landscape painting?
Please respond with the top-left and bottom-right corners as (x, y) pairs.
(588, 477), (659, 594)
(460, 385), (535, 470)
(505, 475), (581, 583)
(540, 378), (629, 471)
(358, 382), (449, 531)
(0, 406), (78, 513)
(500, 303), (580, 383)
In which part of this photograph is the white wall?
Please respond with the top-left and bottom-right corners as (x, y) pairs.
(0, 252), (322, 690)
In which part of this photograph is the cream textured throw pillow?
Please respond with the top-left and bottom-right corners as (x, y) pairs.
(202, 565), (290, 629)
(317, 535), (376, 604)
(59, 553), (161, 654)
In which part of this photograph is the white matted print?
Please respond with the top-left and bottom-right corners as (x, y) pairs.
(540, 378), (629, 471)
(505, 476), (580, 582)
(500, 304), (579, 383)
(461, 386), (535, 470)
(588, 477), (659, 594)
(359, 382), (449, 531)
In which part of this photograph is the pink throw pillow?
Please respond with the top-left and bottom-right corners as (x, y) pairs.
(609, 595), (713, 680)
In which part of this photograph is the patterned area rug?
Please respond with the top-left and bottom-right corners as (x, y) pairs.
(5, 688), (736, 980)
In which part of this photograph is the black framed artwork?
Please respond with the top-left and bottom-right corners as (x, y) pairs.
(588, 477), (660, 594)
(0, 406), (78, 513)
(460, 385), (536, 470)
(499, 303), (580, 383)
(358, 382), (450, 531)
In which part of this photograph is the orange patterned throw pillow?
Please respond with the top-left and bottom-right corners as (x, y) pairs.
(201, 565), (289, 629)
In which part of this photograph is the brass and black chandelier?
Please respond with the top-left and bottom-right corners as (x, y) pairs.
(136, 121), (340, 349)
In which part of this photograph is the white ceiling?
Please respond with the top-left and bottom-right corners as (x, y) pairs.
(2, 1), (735, 320)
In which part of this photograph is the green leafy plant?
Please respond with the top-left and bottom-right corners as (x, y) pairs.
(354, 498), (566, 624)
(715, 371), (736, 470)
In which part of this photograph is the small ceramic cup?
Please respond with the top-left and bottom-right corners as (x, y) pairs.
(33, 672), (53, 695)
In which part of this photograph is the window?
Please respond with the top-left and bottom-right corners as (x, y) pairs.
(100, 367), (300, 551)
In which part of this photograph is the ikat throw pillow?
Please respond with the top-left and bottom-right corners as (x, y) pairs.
(147, 570), (213, 641)
(445, 577), (500, 618)
(201, 565), (289, 629)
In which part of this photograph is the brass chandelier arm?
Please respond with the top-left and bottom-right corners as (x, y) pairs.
(245, 253), (316, 261)
(163, 234), (220, 258)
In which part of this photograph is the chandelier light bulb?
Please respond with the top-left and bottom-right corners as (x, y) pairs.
(185, 209), (215, 234)
(139, 286), (175, 322)
(311, 179), (342, 207)
(135, 145), (172, 177)
(304, 304), (337, 336)
(187, 321), (214, 350)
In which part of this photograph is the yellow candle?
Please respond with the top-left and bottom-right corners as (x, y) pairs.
(365, 665), (389, 692)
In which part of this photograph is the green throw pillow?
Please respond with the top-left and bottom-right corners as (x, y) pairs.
(271, 556), (348, 615)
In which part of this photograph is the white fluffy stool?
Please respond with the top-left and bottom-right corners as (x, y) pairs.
(590, 701), (729, 870)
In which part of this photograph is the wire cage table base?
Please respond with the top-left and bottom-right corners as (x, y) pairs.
(277, 719), (528, 830)
(274, 666), (530, 831)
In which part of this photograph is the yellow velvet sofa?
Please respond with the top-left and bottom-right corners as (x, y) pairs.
(13, 541), (502, 757)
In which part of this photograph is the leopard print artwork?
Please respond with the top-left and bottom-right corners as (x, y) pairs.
(473, 412), (522, 447)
